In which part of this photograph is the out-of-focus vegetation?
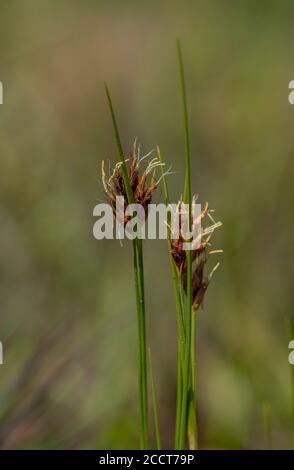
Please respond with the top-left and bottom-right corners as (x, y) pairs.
(1, 0), (294, 449)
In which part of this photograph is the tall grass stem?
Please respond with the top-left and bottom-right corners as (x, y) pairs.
(148, 348), (161, 450)
(176, 38), (194, 450)
(105, 84), (149, 448)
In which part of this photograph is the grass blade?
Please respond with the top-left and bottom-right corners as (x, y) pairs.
(157, 146), (185, 344)
(188, 309), (198, 449)
(157, 145), (185, 448)
(104, 83), (134, 205)
(187, 389), (197, 450)
(148, 348), (161, 450)
(136, 239), (149, 448)
(105, 83), (149, 449)
(176, 38), (195, 450)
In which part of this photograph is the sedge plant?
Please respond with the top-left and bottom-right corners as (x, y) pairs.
(158, 40), (222, 449)
(104, 84), (169, 449)
(102, 40), (221, 450)
(104, 84), (149, 449)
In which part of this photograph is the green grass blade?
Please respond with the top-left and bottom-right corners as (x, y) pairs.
(148, 348), (161, 450)
(187, 388), (198, 450)
(104, 83), (134, 205)
(136, 239), (149, 448)
(176, 40), (192, 209)
(175, 343), (183, 448)
(157, 146), (185, 344)
(187, 306), (198, 450)
(105, 84), (149, 449)
(156, 145), (170, 203)
(176, 38), (195, 450)
(157, 146), (185, 448)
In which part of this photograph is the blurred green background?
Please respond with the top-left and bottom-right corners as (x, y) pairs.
(1, 0), (294, 449)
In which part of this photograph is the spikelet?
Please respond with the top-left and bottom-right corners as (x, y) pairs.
(170, 197), (222, 309)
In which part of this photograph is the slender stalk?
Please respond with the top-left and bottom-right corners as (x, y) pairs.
(191, 309), (196, 392)
(157, 146), (185, 447)
(104, 84), (134, 204)
(157, 146), (185, 346)
(132, 242), (145, 449)
(136, 239), (149, 448)
(105, 83), (149, 449)
(188, 308), (198, 449)
(175, 343), (183, 448)
(176, 38), (194, 450)
(148, 348), (161, 450)
(187, 394), (197, 450)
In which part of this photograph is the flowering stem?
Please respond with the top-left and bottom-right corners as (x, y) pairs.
(157, 146), (185, 447)
(105, 84), (149, 449)
(176, 38), (197, 450)
(157, 147), (185, 346)
(175, 343), (183, 448)
(188, 308), (198, 449)
(136, 239), (149, 448)
(148, 347), (161, 450)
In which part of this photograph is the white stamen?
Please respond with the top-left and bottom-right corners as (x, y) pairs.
(208, 262), (220, 280)
(209, 249), (223, 255)
(138, 149), (154, 164)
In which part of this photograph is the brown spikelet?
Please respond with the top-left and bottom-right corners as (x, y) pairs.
(170, 198), (222, 310)
(101, 142), (163, 225)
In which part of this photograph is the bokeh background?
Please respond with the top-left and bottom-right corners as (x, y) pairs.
(1, 0), (294, 449)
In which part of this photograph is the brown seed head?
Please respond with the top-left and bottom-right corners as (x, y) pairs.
(102, 142), (163, 224)
(170, 198), (222, 310)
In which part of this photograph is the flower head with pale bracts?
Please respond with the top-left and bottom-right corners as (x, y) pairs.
(170, 196), (222, 310)
(102, 140), (172, 224)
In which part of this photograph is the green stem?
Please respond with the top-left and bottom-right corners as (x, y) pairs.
(176, 38), (194, 450)
(132, 241), (144, 448)
(191, 310), (196, 392)
(104, 83), (134, 204)
(175, 342), (183, 448)
(148, 348), (161, 450)
(136, 239), (149, 448)
(157, 146), (185, 446)
(188, 308), (198, 449)
(157, 146), (185, 347)
(105, 84), (149, 449)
